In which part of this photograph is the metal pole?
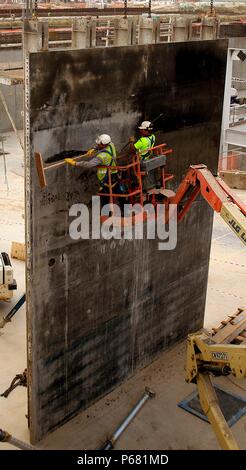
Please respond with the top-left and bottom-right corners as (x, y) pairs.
(148, 0), (152, 18)
(34, 0), (38, 17)
(210, 0), (214, 16)
(0, 294), (26, 329)
(99, 387), (155, 450)
(0, 428), (37, 450)
(124, 0), (127, 19)
(1, 139), (9, 191)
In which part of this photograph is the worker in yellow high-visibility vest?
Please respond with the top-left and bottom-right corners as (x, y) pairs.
(130, 121), (155, 161)
(65, 134), (128, 210)
(65, 134), (118, 190)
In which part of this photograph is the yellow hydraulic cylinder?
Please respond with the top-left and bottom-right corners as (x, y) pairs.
(221, 201), (246, 246)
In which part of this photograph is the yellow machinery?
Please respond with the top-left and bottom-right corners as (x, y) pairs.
(185, 308), (246, 450)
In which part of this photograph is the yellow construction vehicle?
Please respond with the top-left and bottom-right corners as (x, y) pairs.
(185, 308), (246, 450)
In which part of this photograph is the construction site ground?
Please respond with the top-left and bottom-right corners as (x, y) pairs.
(0, 132), (245, 450)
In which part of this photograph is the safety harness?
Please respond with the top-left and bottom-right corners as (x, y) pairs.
(141, 135), (155, 161)
(97, 143), (118, 186)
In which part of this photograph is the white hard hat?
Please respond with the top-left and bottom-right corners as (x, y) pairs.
(138, 120), (153, 130)
(231, 87), (238, 97)
(95, 134), (111, 145)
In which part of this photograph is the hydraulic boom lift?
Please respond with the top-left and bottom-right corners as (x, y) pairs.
(168, 164), (246, 246)
(96, 160), (246, 243)
(35, 144), (246, 244)
(185, 308), (246, 450)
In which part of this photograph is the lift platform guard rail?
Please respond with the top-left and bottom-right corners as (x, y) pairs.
(35, 143), (246, 245)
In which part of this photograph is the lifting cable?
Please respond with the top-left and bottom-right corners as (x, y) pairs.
(210, 0), (214, 16)
(148, 0), (152, 19)
(34, 0), (38, 16)
(124, 0), (127, 19)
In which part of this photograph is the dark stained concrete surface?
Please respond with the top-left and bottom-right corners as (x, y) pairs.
(26, 40), (228, 442)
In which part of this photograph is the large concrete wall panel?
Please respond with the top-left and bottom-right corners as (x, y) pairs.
(26, 40), (227, 442)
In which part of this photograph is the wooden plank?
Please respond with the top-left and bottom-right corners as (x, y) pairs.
(228, 308), (243, 319)
(221, 319), (230, 326)
(35, 152), (47, 190)
(11, 241), (26, 261)
(212, 320), (233, 334)
(212, 309), (243, 334)
(212, 310), (246, 344)
(212, 326), (222, 333)
(228, 313), (239, 319)
(231, 311), (246, 325)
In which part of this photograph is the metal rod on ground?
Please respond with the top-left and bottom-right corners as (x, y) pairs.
(99, 387), (155, 450)
(0, 428), (36, 450)
(0, 294), (26, 329)
(0, 89), (24, 151)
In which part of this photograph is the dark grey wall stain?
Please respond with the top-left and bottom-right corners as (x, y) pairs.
(27, 40), (227, 443)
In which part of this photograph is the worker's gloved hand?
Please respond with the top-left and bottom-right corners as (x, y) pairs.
(65, 158), (76, 166)
(87, 148), (95, 156)
(129, 136), (135, 143)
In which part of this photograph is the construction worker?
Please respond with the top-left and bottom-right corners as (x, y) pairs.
(65, 134), (118, 191)
(65, 134), (128, 210)
(130, 121), (155, 161)
(230, 87), (240, 105)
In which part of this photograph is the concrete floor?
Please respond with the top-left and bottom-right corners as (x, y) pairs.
(0, 132), (245, 450)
